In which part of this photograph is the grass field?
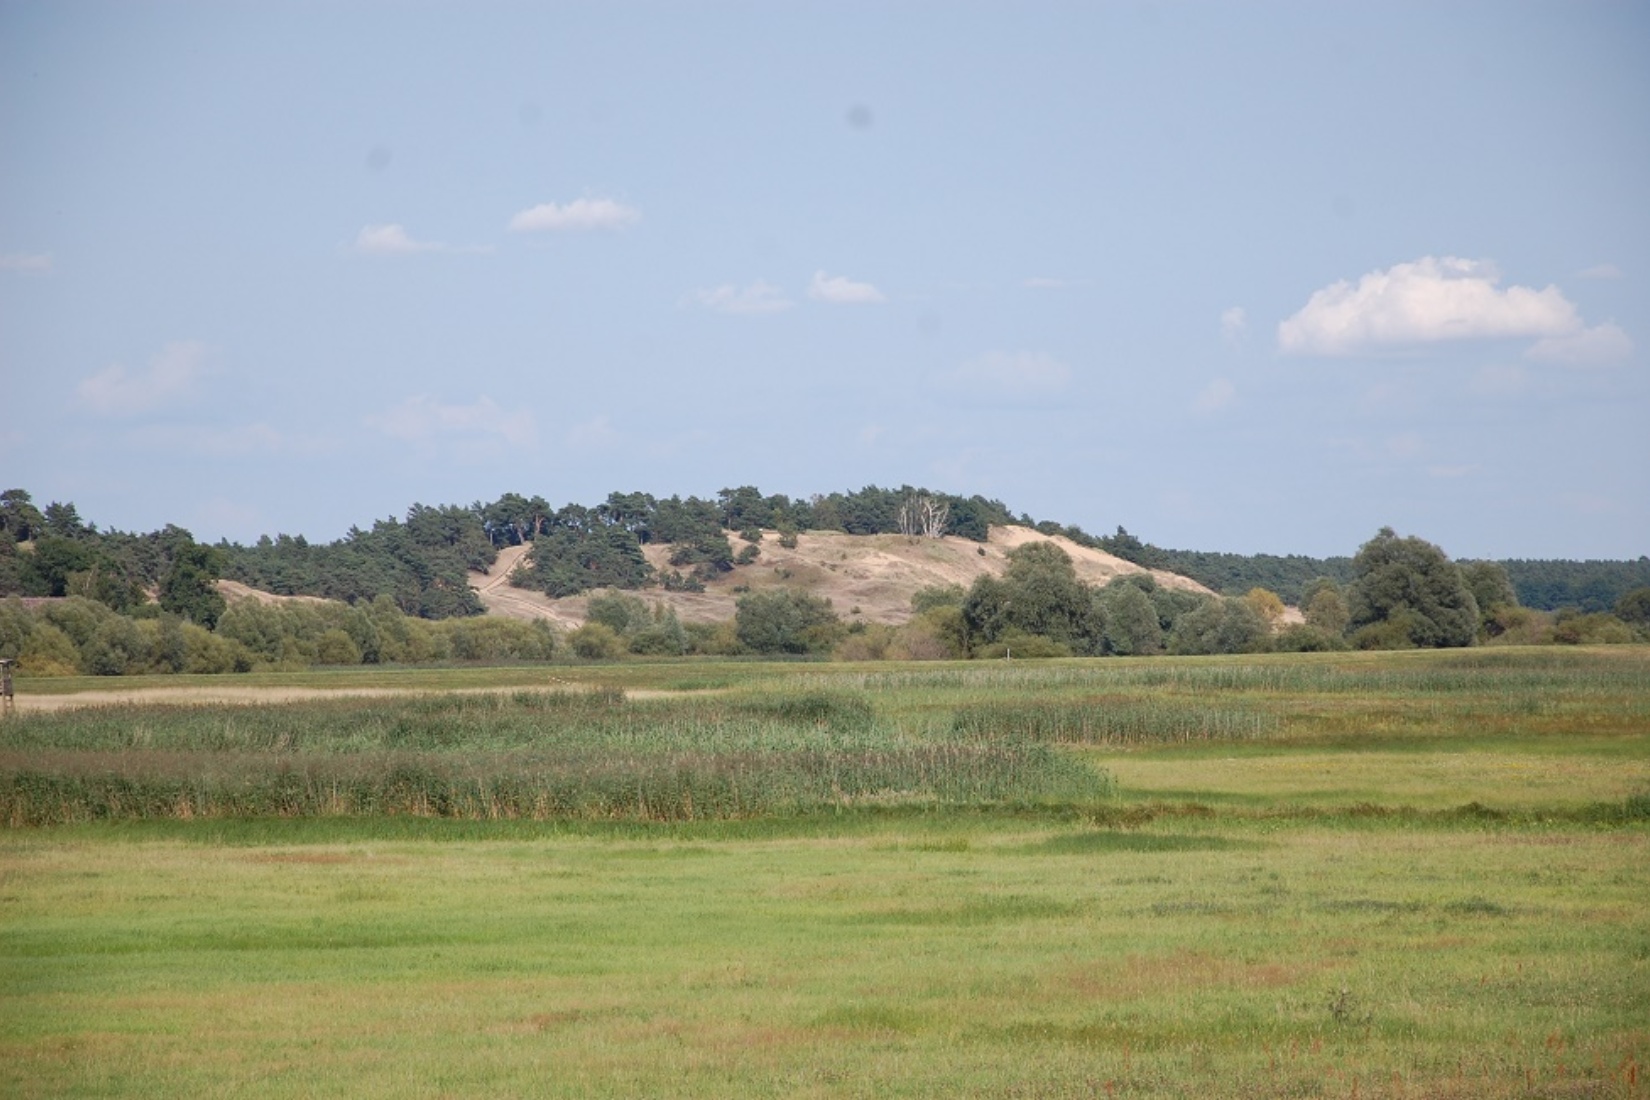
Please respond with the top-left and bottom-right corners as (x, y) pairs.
(3, 647), (1647, 1097)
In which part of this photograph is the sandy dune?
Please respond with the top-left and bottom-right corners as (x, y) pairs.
(470, 525), (1213, 627)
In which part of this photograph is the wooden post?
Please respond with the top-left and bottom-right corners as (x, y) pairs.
(0, 658), (14, 716)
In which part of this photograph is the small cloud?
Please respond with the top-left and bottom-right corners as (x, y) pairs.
(1220, 306), (1247, 345)
(367, 395), (536, 449)
(692, 280), (793, 315)
(1576, 263), (1623, 280)
(808, 271), (886, 305)
(565, 415), (620, 451)
(946, 351), (1072, 397)
(1428, 463), (1480, 479)
(1278, 256), (1583, 356)
(350, 224), (489, 256)
(1194, 377), (1236, 414)
(77, 340), (212, 416)
(1525, 322), (1632, 367)
(0, 252), (52, 273)
(858, 423), (886, 446)
(1024, 276), (1067, 290)
(509, 197), (640, 233)
(352, 224), (438, 255)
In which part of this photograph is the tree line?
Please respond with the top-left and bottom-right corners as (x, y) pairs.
(1074, 525), (1649, 613)
(3, 485), (1647, 678)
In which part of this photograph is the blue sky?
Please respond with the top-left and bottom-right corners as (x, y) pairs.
(3, 2), (1646, 560)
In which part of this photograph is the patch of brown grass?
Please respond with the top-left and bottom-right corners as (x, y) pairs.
(1061, 949), (1315, 1000)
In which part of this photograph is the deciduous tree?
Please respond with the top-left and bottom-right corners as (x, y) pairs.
(735, 588), (844, 654)
(1347, 528), (1478, 648)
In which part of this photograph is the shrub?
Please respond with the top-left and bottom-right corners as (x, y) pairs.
(18, 621), (78, 676)
(80, 615), (149, 675)
(834, 624), (897, 661)
(568, 622), (623, 660)
(974, 630), (1072, 659)
(628, 606), (688, 656)
(314, 628), (363, 666)
(910, 584), (965, 615)
(1243, 587), (1286, 627)
(182, 622), (253, 673)
(736, 588), (844, 655)
(1481, 606), (1555, 646)
(1169, 597), (1268, 655)
(1273, 624), (1347, 652)
(661, 569), (705, 593)
(1350, 612), (1421, 650)
(1552, 611), (1634, 645)
(436, 617), (557, 662)
(684, 620), (740, 656)
(586, 591), (651, 636)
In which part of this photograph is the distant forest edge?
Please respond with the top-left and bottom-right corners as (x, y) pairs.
(2, 485), (1646, 619)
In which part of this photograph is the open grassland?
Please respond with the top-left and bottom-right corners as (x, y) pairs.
(2, 646), (1647, 1097)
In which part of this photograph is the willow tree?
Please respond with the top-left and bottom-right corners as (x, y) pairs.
(1347, 528), (1478, 648)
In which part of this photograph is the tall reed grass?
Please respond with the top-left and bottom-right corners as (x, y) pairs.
(0, 688), (1111, 824)
(951, 698), (1272, 744)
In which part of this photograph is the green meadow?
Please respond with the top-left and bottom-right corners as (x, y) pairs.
(3, 647), (1648, 1097)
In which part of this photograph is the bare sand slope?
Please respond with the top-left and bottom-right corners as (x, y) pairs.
(216, 580), (329, 606)
(470, 525), (1214, 628)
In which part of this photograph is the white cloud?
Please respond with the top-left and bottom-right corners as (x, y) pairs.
(1194, 377), (1236, 414)
(77, 340), (212, 415)
(1428, 464), (1480, 479)
(508, 197), (640, 233)
(353, 224), (438, 255)
(946, 351), (1072, 397)
(808, 271), (886, 305)
(1576, 263), (1624, 280)
(1525, 322), (1633, 367)
(0, 252), (52, 273)
(692, 280), (793, 315)
(350, 225), (490, 256)
(1278, 256), (1582, 355)
(566, 415), (620, 451)
(1220, 307), (1247, 344)
(367, 395), (536, 448)
(1024, 276), (1067, 290)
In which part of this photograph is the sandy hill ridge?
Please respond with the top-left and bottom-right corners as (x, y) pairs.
(469, 525), (1214, 628)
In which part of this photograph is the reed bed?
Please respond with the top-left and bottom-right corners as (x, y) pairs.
(814, 646), (1650, 698)
(951, 697), (1274, 744)
(0, 688), (1110, 824)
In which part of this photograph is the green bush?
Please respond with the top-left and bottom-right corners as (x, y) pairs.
(735, 588), (844, 655)
(18, 620), (79, 676)
(974, 630), (1073, 660)
(314, 628), (363, 666)
(568, 622), (623, 660)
